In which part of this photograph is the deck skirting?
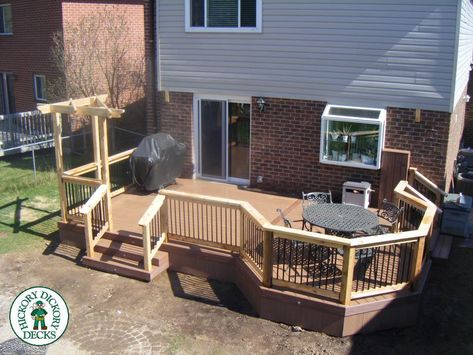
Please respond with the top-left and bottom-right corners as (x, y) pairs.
(161, 241), (426, 337)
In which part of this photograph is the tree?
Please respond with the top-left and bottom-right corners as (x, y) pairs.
(49, 6), (145, 109)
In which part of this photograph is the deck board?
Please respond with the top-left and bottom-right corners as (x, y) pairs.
(111, 178), (416, 304)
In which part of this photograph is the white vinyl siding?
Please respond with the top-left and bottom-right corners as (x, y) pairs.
(159, 0), (459, 112)
(452, 0), (473, 111)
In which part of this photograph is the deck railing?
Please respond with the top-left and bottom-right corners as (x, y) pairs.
(80, 184), (109, 258)
(138, 195), (168, 272)
(408, 167), (448, 207)
(61, 148), (135, 222)
(159, 180), (436, 304)
(0, 110), (53, 150)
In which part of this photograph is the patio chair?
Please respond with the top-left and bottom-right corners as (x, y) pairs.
(377, 198), (404, 233)
(301, 191), (333, 208)
(301, 191), (332, 231)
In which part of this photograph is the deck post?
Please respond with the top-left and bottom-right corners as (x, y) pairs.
(408, 167), (417, 186)
(262, 230), (273, 287)
(91, 115), (102, 180)
(52, 112), (67, 221)
(160, 198), (169, 242)
(99, 117), (113, 231)
(83, 212), (95, 258)
(409, 236), (426, 290)
(142, 224), (152, 272)
(339, 246), (356, 305)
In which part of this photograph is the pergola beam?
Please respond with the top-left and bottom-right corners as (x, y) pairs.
(38, 94), (108, 114)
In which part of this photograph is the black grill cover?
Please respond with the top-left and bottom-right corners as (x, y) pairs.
(130, 133), (186, 191)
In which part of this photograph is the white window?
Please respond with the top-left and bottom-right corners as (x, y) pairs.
(320, 105), (386, 170)
(0, 4), (12, 34)
(34, 75), (46, 101)
(185, 0), (262, 33)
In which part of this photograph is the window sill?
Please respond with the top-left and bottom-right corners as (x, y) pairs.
(0, 33), (13, 36)
(35, 98), (47, 103)
(185, 26), (261, 33)
(320, 159), (380, 170)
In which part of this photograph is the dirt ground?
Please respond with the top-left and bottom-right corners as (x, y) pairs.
(0, 238), (472, 355)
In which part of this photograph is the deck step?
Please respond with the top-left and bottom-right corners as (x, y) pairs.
(82, 250), (169, 282)
(431, 234), (453, 260)
(82, 251), (169, 282)
(82, 233), (169, 281)
(103, 231), (144, 247)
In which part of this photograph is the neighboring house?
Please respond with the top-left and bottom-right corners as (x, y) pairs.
(149, 0), (473, 200)
(0, 0), (151, 115)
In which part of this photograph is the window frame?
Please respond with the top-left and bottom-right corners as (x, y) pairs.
(0, 3), (12, 35)
(185, 0), (262, 33)
(319, 104), (386, 170)
(34, 75), (47, 102)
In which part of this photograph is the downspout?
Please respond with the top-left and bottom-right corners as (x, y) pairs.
(449, 0), (463, 113)
(148, 0), (158, 132)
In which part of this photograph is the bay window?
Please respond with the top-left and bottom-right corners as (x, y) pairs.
(320, 105), (386, 170)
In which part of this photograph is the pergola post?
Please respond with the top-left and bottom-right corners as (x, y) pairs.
(52, 112), (67, 221)
(91, 115), (102, 180)
(38, 95), (123, 231)
(99, 116), (113, 231)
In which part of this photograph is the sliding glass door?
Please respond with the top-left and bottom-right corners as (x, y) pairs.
(200, 100), (226, 179)
(198, 98), (250, 183)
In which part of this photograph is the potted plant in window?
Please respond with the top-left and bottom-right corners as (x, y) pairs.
(340, 125), (352, 143)
(330, 140), (347, 162)
(361, 149), (376, 165)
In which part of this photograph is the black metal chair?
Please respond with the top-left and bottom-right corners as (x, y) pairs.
(301, 191), (332, 231)
(377, 198), (404, 233)
(301, 191), (333, 207)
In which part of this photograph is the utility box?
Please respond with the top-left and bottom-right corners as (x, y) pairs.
(441, 194), (472, 238)
(342, 181), (373, 208)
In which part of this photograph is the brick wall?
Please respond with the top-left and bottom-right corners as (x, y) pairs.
(250, 97), (380, 201)
(62, 1), (146, 105)
(384, 107), (451, 189)
(156, 91), (194, 177)
(0, 0), (62, 112)
(0, 0), (150, 114)
(155, 92), (464, 199)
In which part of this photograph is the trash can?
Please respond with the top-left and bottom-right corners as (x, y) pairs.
(342, 181), (373, 208)
(440, 193), (472, 238)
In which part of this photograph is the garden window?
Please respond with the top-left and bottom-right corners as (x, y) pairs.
(186, 0), (261, 32)
(0, 4), (12, 34)
(320, 105), (386, 170)
(34, 75), (46, 101)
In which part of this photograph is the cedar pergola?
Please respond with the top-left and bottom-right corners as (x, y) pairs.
(38, 95), (124, 229)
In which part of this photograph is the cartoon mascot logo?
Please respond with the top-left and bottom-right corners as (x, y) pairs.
(9, 286), (69, 346)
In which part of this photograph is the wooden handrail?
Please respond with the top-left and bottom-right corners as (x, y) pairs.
(159, 189), (243, 208)
(139, 195), (165, 226)
(109, 148), (136, 164)
(79, 185), (107, 215)
(412, 169), (448, 197)
(160, 182), (433, 249)
(62, 175), (102, 186)
(63, 162), (98, 176)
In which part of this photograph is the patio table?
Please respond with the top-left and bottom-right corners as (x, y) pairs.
(302, 203), (379, 236)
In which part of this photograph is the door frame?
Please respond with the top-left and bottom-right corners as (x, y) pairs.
(193, 94), (251, 185)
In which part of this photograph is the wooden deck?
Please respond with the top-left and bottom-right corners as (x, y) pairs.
(111, 179), (415, 300)
(57, 177), (433, 336)
(112, 178), (301, 235)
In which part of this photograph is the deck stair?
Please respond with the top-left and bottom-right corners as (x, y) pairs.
(82, 231), (169, 281)
(431, 233), (453, 260)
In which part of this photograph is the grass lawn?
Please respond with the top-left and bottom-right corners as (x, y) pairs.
(0, 149), (60, 254)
